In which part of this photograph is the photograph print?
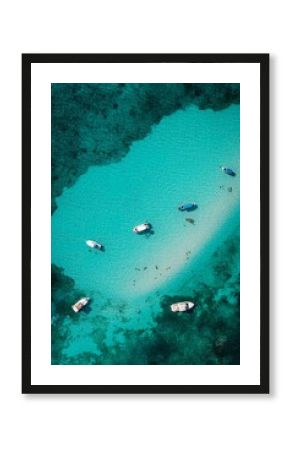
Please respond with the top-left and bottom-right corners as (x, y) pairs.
(51, 82), (241, 366)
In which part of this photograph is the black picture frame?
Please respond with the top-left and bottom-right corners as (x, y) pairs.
(22, 53), (269, 394)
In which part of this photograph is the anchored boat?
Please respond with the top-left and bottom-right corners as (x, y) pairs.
(133, 223), (152, 234)
(72, 297), (90, 313)
(86, 240), (103, 250)
(170, 301), (194, 312)
(178, 202), (198, 211)
(221, 166), (236, 176)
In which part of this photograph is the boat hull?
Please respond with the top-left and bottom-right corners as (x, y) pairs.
(170, 301), (195, 312)
(72, 297), (90, 313)
(221, 167), (236, 176)
(86, 240), (103, 250)
(133, 223), (151, 234)
(178, 203), (197, 211)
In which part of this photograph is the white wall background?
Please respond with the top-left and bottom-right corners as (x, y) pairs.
(0, 1), (287, 449)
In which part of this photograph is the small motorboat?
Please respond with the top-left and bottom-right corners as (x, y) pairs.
(86, 240), (103, 250)
(170, 301), (194, 312)
(221, 166), (236, 176)
(72, 297), (90, 313)
(133, 223), (152, 234)
(178, 202), (198, 211)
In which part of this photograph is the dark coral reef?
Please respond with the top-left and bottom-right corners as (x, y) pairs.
(51, 264), (87, 363)
(52, 83), (239, 213)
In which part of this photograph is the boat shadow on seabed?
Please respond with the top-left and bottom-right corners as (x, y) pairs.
(81, 304), (92, 315)
(89, 246), (105, 253)
(145, 229), (155, 238)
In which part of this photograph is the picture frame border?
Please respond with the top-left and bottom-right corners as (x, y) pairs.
(22, 53), (269, 394)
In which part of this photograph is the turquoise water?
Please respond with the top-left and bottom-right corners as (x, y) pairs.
(52, 103), (240, 364)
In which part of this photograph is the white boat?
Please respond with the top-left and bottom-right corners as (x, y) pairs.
(86, 239), (103, 250)
(72, 297), (90, 313)
(170, 301), (194, 312)
(133, 223), (151, 234)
